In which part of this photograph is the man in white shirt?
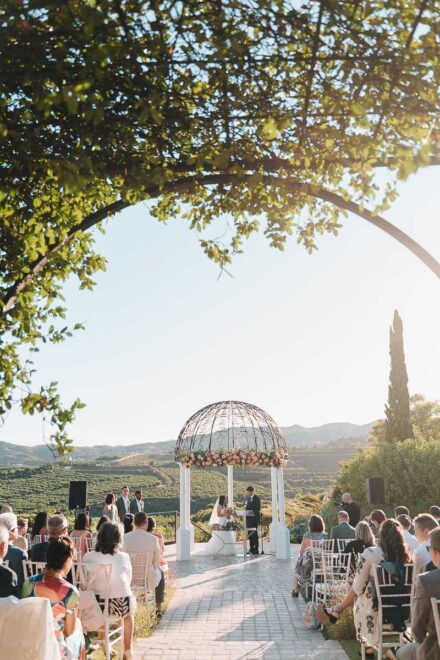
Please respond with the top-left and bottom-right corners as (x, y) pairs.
(413, 513), (438, 576)
(130, 490), (145, 514)
(123, 512), (164, 614)
(123, 513), (160, 561)
(116, 485), (131, 522)
(396, 514), (419, 554)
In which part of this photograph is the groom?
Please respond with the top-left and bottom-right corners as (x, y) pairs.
(245, 485), (261, 555)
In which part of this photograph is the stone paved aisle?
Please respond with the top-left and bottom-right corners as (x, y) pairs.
(133, 544), (348, 660)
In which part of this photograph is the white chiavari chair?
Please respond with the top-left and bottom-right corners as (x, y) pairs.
(22, 560), (46, 580)
(337, 538), (350, 553)
(359, 563), (413, 660)
(127, 551), (156, 607)
(79, 562), (124, 660)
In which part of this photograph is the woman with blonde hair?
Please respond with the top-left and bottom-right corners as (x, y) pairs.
(344, 520), (375, 556)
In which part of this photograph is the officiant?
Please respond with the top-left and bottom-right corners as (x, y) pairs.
(245, 485), (261, 555)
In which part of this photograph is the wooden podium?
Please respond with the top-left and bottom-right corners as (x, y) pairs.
(236, 509), (257, 558)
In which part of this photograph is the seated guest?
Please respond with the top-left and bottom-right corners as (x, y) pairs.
(148, 516), (168, 616)
(429, 505), (440, 523)
(83, 523), (135, 659)
(344, 520), (375, 566)
(0, 512), (27, 587)
(13, 517), (29, 552)
(291, 514), (328, 597)
(342, 493), (361, 527)
(70, 513), (92, 557)
(0, 524), (18, 597)
(396, 514), (419, 554)
(330, 511), (355, 548)
(31, 513), (68, 562)
(22, 537), (85, 659)
(394, 506), (410, 517)
(123, 513), (135, 535)
(31, 511), (49, 541)
(31, 513), (75, 585)
(317, 519), (411, 658)
(413, 513), (439, 577)
(123, 513), (163, 615)
(369, 509), (386, 538)
(387, 527), (440, 660)
(394, 507), (415, 534)
(95, 515), (109, 534)
(147, 516), (168, 571)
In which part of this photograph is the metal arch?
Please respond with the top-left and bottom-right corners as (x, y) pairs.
(175, 399), (286, 459)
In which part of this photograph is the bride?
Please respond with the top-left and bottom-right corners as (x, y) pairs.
(209, 495), (229, 530)
(197, 495), (239, 556)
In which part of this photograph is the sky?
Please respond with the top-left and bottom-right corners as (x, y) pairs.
(1, 168), (439, 447)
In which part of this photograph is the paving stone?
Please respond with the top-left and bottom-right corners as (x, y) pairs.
(132, 543), (349, 660)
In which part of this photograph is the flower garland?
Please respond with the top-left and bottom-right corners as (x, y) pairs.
(176, 447), (287, 468)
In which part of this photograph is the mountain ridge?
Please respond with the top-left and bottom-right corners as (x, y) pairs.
(0, 420), (375, 465)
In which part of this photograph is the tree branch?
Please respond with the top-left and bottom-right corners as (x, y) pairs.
(2, 172), (439, 313)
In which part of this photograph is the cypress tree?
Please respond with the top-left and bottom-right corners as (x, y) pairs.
(385, 310), (414, 442)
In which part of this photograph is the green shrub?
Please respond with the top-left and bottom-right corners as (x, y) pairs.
(335, 437), (440, 511)
(290, 519), (308, 543)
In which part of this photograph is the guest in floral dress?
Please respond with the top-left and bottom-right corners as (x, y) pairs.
(292, 514), (328, 597)
(22, 537), (85, 660)
(317, 519), (411, 657)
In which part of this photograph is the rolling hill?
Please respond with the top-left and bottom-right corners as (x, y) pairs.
(0, 420), (374, 465)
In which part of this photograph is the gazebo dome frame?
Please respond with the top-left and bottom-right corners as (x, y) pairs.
(175, 400), (290, 561)
(175, 400), (287, 457)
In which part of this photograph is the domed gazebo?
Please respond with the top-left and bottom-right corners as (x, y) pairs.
(175, 400), (290, 560)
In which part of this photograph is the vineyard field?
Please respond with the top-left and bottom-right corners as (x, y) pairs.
(0, 443), (358, 528)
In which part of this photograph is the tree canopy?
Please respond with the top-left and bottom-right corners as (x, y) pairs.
(1, 0), (439, 454)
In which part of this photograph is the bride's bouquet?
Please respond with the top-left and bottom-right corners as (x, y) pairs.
(223, 507), (241, 531)
(223, 519), (241, 532)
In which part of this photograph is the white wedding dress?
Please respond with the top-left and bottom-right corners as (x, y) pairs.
(197, 498), (239, 557)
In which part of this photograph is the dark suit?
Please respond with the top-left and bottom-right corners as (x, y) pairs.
(116, 496), (130, 522)
(129, 498), (144, 514)
(31, 540), (73, 584)
(246, 494), (261, 554)
(5, 544), (26, 587)
(342, 501), (361, 527)
(0, 563), (18, 597)
(397, 567), (440, 660)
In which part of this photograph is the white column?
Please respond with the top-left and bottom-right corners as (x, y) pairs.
(177, 463), (191, 560)
(269, 466), (279, 551)
(276, 466), (290, 559)
(227, 465), (234, 509)
(185, 466), (195, 551)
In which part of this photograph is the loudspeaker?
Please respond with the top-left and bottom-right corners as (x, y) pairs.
(68, 481), (88, 510)
(366, 477), (385, 504)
